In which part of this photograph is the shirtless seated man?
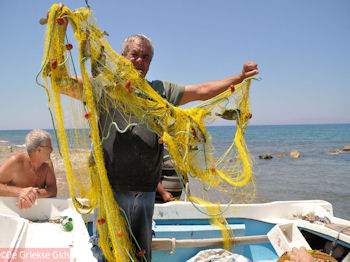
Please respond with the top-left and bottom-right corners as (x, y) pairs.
(0, 129), (57, 209)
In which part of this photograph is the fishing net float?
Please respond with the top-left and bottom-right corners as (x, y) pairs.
(37, 3), (260, 261)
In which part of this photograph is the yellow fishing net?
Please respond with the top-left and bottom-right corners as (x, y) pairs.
(36, 4), (257, 261)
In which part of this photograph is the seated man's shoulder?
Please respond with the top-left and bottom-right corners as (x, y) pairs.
(0, 153), (26, 177)
(7, 153), (27, 165)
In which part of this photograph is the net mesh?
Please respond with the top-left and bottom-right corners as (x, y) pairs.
(37, 4), (257, 261)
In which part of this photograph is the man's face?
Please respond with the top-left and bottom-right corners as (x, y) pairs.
(123, 39), (152, 77)
(39, 138), (53, 162)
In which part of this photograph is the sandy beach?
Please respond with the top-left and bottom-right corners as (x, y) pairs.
(0, 145), (70, 198)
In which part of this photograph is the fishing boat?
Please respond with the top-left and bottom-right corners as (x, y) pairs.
(1, 196), (349, 261)
(0, 196), (95, 261)
(152, 200), (350, 261)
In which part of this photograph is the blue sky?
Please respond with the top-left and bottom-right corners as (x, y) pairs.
(0, 0), (349, 130)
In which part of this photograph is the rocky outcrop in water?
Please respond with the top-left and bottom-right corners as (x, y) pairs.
(343, 145), (350, 151)
(327, 149), (343, 155)
(259, 152), (301, 159)
(259, 154), (273, 160)
(276, 153), (286, 158)
(290, 150), (300, 158)
(326, 145), (350, 155)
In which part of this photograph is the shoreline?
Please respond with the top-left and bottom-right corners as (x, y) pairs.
(0, 122), (350, 133)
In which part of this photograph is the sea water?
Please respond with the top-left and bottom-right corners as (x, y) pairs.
(209, 124), (350, 220)
(1, 124), (349, 219)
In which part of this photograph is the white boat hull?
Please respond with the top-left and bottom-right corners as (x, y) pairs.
(1, 197), (349, 261)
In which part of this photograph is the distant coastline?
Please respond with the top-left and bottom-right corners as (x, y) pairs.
(1, 122), (350, 131)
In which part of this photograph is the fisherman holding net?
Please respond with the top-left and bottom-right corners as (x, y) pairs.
(76, 34), (257, 261)
(41, 5), (258, 261)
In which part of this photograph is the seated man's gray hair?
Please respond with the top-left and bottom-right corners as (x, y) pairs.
(121, 34), (154, 60)
(25, 129), (51, 153)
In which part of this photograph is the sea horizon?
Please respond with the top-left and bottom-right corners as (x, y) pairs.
(0, 123), (349, 220)
(0, 122), (350, 131)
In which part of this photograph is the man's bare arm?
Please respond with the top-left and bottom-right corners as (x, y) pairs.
(179, 62), (258, 105)
(59, 76), (85, 101)
(157, 182), (174, 203)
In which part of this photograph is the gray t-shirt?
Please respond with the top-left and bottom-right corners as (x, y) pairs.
(94, 79), (185, 192)
(148, 80), (184, 106)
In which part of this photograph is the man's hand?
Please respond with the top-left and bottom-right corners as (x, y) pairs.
(39, 3), (67, 27)
(285, 247), (313, 262)
(241, 62), (259, 80)
(161, 191), (174, 203)
(16, 187), (39, 209)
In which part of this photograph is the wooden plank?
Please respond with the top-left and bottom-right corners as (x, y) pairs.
(325, 224), (350, 236)
(152, 235), (269, 251)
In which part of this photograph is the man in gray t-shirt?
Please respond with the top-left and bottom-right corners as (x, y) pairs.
(98, 80), (185, 193)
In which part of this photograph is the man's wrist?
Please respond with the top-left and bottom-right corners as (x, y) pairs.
(231, 73), (244, 87)
(238, 72), (244, 83)
(14, 186), (22, 197)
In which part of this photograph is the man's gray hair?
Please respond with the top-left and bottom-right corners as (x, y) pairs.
(121, 34), (154, 60)
(25, 129), (51, 153)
